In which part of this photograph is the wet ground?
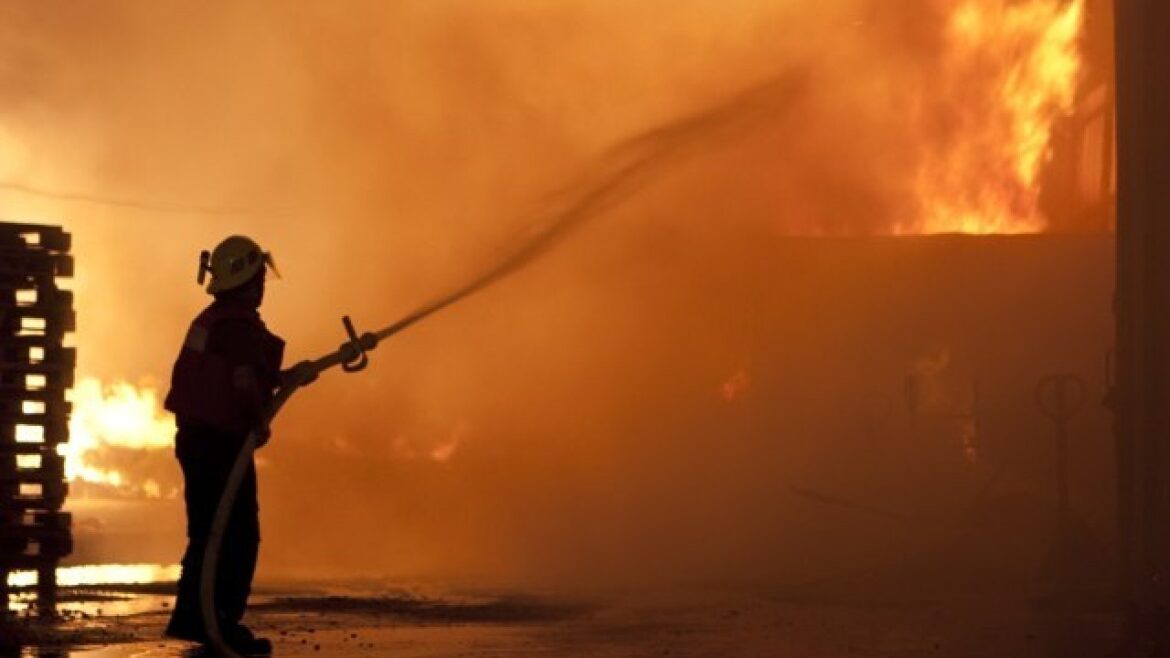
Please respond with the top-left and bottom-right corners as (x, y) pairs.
(1, 579), (1122, 658)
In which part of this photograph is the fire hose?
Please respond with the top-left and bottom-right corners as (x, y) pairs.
(196, 226), (577, 655)
(196, 316), (374, 657)
(197, 70), (807, 656)
(196, 154), (638, 656)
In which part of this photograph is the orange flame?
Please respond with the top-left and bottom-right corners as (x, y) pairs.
(905, 0), (1085, 234)
(7, 563), (180, 589)
(63, 377), (174, 495)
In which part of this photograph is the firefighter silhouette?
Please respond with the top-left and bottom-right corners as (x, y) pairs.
(163, 235), (307, 655)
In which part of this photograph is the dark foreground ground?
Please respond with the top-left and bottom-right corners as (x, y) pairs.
(1, 579), (1121, 658)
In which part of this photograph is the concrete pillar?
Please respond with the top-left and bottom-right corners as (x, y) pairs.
(1113, 0), (1170, 652)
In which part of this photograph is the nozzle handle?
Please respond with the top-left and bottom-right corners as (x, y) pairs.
(341, 315), (370, 373)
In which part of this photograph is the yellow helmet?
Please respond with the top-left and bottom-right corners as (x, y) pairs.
(197, 235), (280, 294)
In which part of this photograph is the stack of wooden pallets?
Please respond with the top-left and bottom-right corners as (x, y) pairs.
(0, 222), (74, 617)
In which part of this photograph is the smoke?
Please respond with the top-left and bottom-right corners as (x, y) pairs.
(0, 1), (1113, 593)
(0, 0), (942, 376)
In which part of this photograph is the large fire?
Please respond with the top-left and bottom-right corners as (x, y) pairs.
(905, 0), (1085, 234)
(62, 377), (175, 496)
(45, 1), (1088, 497)
(62, 375), (462, 496)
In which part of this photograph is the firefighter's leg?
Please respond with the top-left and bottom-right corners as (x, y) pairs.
(218, 461), (260, 626)
(167, 444), (220, 639)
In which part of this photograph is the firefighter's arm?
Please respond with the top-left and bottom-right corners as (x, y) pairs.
(206, 317), (278, 443)
(231, 364), (273, 445)
(279, 360), (319, 389)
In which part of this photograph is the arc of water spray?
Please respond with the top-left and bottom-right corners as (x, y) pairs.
(198, 70), (809, 657)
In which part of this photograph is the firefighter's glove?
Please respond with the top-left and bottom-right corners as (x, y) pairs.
(280, 360), (319, 388)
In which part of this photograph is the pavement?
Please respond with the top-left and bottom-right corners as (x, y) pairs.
(3, 580), (1122, 658)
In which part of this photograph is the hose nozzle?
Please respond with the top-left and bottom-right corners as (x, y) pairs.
(340, 315), (376, 373)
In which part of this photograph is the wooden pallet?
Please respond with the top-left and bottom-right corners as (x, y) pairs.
(0, 221), (74, 618)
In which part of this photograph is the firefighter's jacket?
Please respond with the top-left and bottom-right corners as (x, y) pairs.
(164, 299), (285, 437)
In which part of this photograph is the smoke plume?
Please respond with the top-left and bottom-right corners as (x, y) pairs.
(0, 1), (1112, 593)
